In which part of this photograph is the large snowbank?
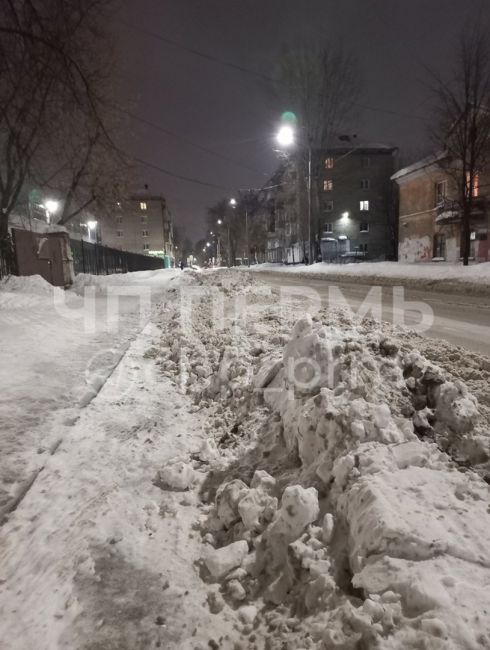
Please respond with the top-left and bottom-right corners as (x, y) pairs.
(249, 261), (490, 295)
(156, 269), (490, 649)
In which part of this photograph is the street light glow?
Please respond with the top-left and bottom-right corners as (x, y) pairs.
(217, 219), (223, 225)
(87, 220), (97, 230)
(206, 242), (211, 247)
(229, 198), (237, 207)
(276, 125), (295, 147)
(44, 199), (59, 213)
(341, 211), (350, 220)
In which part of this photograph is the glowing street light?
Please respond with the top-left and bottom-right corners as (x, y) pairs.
(44, 199), (59, 214)
(276, 125), (295, 147)
(217, 219), (223, 225)
(87, 220), (97, 231)
(229, 198), (237, 208)
(341, 211), (350, 220)
(206, 242), (211, 247)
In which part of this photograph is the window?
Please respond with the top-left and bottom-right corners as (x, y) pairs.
(142, 229), (149, 237)
(143, 243), (150, 251)
(323, 200), (334, 212)
(140, 201), (147, 211)
(117, 230), (123, 237)
(360, 200), (370, 211)
(323, 179), (333, 191)
(466, 172), (479, 197)
(325, 157), (334, 169)
(433, 233), (446, 259)
(359, 243), (368, 252)
(141, 215), (147, 223)
(361, 157), (371, 168)
(361, 179), (370, 190)
(360, 222), (369, 232)
(116, 216), (123, 224)
(435, 180), (447, 205)
(323, 223), (333, 233)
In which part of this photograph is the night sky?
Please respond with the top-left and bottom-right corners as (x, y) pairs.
(117, 0), (488, 239)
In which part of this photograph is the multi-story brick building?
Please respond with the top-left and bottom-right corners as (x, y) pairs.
(316, 144), (398, 261)
(392, 154), (490, 262)
(101, 187), (175, 265)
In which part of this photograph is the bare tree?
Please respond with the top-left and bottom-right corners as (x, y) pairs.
(273, 40), (361, 258)
(0, 0), (119, 261)
(432, 22), (490, 266)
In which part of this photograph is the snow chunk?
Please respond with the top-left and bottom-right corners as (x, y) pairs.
(158, 460), (195, 491)
(215, 479), (249, 528)
(270, 485), (319, 543)
(204, 540), (249, 579)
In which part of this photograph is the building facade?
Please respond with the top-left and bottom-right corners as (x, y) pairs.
(101, 188), (175, 265)
(393, 155), (490, 263)
(316, 144), (398, 262)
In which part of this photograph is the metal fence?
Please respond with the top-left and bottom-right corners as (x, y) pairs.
(70, 239), (164, 275)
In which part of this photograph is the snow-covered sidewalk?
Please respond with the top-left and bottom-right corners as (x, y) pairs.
(248, 261), (490, 295)
(0, 270), (179, 513)
(0, 320), (242, 650)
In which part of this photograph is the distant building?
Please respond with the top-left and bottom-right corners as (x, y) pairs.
(316, 144), (398, 262)
(392, 154), (490, 262)
(101, 187), (174, 265)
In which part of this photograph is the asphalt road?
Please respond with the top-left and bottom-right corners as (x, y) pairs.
(255, 272), (490, 358)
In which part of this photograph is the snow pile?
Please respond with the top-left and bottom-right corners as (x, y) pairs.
(156, 269), (490, 648)
(0, 273), (63, 296)
(249, 260), (490, 294)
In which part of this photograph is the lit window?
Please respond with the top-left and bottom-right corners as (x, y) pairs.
(143, 243), (150, 250)
(360, 200), (369, 211)
(466, 172), (479, 197)
(435, 180), (447, 205)
(323, 200), (333, 212)
(117, 230), (123, 237)
(142, 230), (149, 237)
(140, 201), (147, 210)
(361, 179), (370, 190)
(360, 222), (369, 232)
(323, 223), (333, 233)
(323, 179), (333, 191)
(325, 157), (334, 169)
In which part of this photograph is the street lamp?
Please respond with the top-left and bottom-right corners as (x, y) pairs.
(276, 121), (313, 265)
(86, 220), (98, 243)
(276, 125), (295, 147)
(44, 199), (59, 224)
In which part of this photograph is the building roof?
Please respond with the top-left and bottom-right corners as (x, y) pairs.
(391, 151), (446, 182)
(326, 142), (398, 154)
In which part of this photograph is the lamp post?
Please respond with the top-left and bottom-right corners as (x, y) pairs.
(276, 124), (312, 265)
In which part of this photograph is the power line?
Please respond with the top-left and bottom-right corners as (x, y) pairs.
(121, 20), (427, 124)
(119, 19), (273, 83)
(134, 156), (231, 190)
(115, 106), (267, 175)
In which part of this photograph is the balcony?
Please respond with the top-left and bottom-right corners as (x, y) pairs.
(435, 196), (486, 225)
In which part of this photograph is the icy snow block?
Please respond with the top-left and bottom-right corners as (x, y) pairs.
(216, 479), (249, 528)
(204, 540), (249, 580)
(158, 461), (195, 491)
(238, 488), (278, 531)
(271, 485), (320, 543)
(250, 470), (276, 495)
(342, 465), (490, 572)
(291, 314), (313, 339)
(253, 355), (283, 389)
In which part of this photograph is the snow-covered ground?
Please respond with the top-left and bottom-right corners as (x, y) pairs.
(1, 268), (489, 649)
(0, 270), (179, 511)
(248, 261), (490, 295)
